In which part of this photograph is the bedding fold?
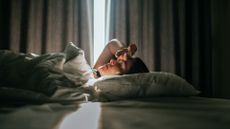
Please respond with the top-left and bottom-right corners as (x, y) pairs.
(0, 50), (82, 100)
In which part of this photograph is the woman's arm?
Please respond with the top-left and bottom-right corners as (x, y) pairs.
(93, 39), (125, 69)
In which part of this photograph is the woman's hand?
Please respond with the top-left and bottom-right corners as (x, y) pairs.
(115, 43), (137, 58)
(115, 48), (128, 58)
(127, 43), (137, 56)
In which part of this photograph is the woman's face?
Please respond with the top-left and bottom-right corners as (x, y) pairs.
(97, 53), (135, 76)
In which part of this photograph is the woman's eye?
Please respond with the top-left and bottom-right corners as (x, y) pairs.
(117, 58), (123, 63)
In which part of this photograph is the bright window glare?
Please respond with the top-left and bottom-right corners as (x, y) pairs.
(93, 0), (106, 64)
(58, 103), (101, 129)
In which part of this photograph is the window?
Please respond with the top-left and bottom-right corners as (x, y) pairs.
(93, 0), (110, 64)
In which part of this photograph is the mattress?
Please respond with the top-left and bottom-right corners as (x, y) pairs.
(1, 97), (230, 129)
(99, 97), (230, 129)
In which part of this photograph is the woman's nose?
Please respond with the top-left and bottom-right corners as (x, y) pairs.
(109, 59), (116, 65)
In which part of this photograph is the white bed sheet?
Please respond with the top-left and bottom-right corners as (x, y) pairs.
(1, 97), (230, 129)
(99, 97), (230, 129)
(0, 103), (80, 129)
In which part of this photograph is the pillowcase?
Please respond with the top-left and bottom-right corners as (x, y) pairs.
(63, 42), (94, 83)
(89, 72), (200, 101)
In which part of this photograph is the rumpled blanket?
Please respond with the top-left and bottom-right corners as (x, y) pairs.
(0, 50), (81, 101)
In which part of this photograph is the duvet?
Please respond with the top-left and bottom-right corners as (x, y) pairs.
(0, 42), (97, 103)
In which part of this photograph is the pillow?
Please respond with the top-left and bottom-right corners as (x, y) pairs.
(63, 42), (94, 83)
(88, 72), (200, 101)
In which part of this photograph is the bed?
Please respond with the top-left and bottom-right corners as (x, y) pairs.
(1, 43), (230, 129)
(1, 97), (230, 129)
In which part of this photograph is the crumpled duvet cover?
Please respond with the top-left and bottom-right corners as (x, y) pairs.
(0, 50), (86, 103)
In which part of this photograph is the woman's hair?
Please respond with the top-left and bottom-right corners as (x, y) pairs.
(127, 57), (149, 74)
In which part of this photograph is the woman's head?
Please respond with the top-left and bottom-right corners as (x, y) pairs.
(126, 57), (149, 74)
(97, 56), (149, 76)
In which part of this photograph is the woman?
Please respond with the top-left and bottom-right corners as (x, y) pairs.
(92, 39), (149, 78)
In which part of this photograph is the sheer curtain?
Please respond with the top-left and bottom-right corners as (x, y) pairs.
(0, 0), (94, 64)
(107, 0), (213, 97)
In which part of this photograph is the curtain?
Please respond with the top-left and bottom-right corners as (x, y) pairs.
(0, 0), (94, 64)
(107, 0), (213, 97)
(210, 0), (230, 98)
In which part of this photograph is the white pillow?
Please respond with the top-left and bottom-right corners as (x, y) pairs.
(63, 42), (94, 83)
(90, 72), (200, 101)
